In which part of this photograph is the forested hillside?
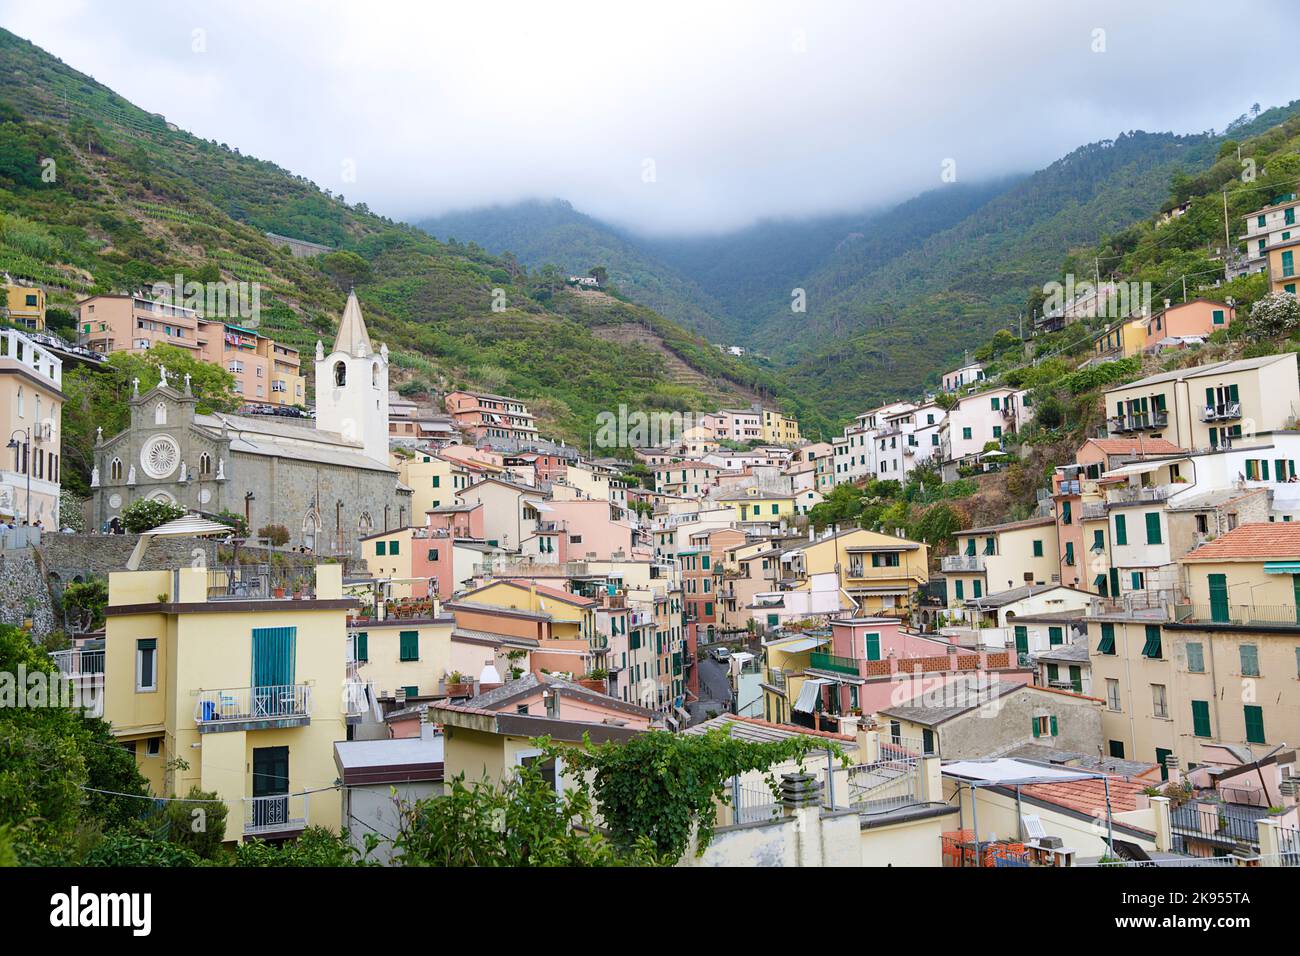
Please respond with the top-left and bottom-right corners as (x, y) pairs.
(0, 27), (780, 487)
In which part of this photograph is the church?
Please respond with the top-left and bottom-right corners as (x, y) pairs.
(90, 291), (412, 555)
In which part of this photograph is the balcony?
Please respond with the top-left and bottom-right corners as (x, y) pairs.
(243, 792), (309, 838)
(194, 684), (313, 732)
(1107, 485), (1171, 505)
(1108, 410), (1168, 433)
(1081, 502), (1108, 520)
(50, 647), (105, 716)
(1200, 402), (1242, 423)
(809, 650), (860, 675)
(766, 668), (787, 690)
(1179, 603), (1300, 628)
(941, 553), (986, 573)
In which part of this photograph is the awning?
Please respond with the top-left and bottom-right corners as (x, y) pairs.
(1101, 457), (1188, 480)
(941, 758), (1107, 787)
(792, 678), (831, 714)
(1264, 561), (1300, 574)
(764, 635), (829, 654)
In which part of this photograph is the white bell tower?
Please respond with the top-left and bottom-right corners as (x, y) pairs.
(314, 289), (389, 464)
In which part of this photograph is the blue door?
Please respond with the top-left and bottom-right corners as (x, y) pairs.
(252, 627), (296, 716)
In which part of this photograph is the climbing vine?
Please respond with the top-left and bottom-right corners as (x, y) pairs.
(559, 727), (846, 862)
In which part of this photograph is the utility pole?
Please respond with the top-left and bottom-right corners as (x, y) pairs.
(1223, 191), (1232, 280)
(1182, 275), (1187, 303)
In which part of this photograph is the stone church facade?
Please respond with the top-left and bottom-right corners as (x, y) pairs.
(89, 292), (411, 555)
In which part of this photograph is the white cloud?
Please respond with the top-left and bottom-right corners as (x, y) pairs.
(2, 0), (1295, 233)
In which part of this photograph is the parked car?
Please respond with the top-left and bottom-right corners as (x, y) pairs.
(713, 646), (731, 662)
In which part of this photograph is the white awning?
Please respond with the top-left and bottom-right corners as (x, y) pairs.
(793, 678), (831, 714)
(1102, 457), (1188, 479)
(941, 758), (1106, 787)
(763, 635), (829, 654)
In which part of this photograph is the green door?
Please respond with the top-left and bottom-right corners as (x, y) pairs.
(1014, 626), (1028, 657)
(1155, 748), (1172, 782)
(1068, 665), (1082, 693)
(251, 745), (289, 829)
(865, 633), (881, 661)
(1208, 574), (1229, 623)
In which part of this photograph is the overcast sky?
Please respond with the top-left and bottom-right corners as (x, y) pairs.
(3, 0), (1299, 234)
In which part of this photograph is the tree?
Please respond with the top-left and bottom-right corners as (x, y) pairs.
(588, 266), (609, 286)
(61, 577), (108, 632)
(120, 498), (186, 533)
(257, 524), (290, 547)
(151, 786), (227, 860)
(1246, 291), (1300, 341)
(319, 250), (372, 291)
(910, 502), (963, 549)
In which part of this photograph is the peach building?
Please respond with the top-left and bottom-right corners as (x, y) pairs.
(443, 390), (538, 442)
(75, 294), (304, 407)
(0, 328), (63, 526)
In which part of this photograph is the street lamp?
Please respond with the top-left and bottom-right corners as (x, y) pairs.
(7, 428), (31, 526)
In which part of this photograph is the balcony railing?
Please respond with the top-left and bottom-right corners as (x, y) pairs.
(50, 647), (105, 678)
(809, 650), (860, 675)
(1180, 603), (1300, 628)
(1108, 410), (1169, 433)
(194, 684), (313, 727)
(243, 792), (309, 836)
(941, 553), (986, 573)
(1081, 502), (1108, 520)
(1200, 402), (1242, 423)
(206, 564), (307, 601)
(766, 668), (787, 690)
(1107, 485), (1171, 505)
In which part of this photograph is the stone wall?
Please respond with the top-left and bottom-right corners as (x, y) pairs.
(0, 549), (56, 638)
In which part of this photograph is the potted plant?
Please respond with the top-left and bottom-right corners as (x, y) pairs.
(273, 582), (286, 599)
(291, 576), (304, 600)
(444, 670), (472, 697)
(578, 668), (610, 694)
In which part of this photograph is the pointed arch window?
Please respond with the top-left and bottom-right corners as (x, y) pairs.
(110, 458), (123, 481)
(198, 453), (212, 476)
(334, 361), (347, 387)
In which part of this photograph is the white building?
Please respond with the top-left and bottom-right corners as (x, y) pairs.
(315, 290), (390, 465)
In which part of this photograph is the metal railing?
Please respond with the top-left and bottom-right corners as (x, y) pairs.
(50, 647), (104, 677)
(243, 792), (309, 835)
(1200, 402), (1242, 422)
(1108, 411), (1169, 433)
(730, 783), (781, 824)
(941, 553), (986, 573)
(1081, 502), (1108, 520)
(194, 684), (312, 723)
(1107, 485), (1171, 504)
(1170, 801), (1265, 848)
(1180, 603), (1300, 627)
(766, 668), (787, 689)
(847, 739), (925, 813)
(809, 650), (859, 675)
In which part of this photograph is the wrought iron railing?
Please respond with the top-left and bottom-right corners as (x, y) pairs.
(194, 684), (312, 723)
(1180, 603), (1300, 627)
(243, 792), (309, 834)
(1200, 402), (1242, 422)
(941, 553), (986, 572)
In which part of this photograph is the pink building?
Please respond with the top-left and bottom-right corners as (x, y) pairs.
(443, 390), (539, 442)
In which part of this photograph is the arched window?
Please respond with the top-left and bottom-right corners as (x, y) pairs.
(155, 401), (167, 425)
(357, 512), (373, 536)
(372, 362), (379, 387)
(110, 458), (123, 481)
(198, 453), (212, 476)
(333, 361), (347, 387)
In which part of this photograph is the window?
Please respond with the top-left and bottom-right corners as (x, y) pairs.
(1063, 542), (1075, 566)
(1092, 529), (1105, 551)
(991, 397), (1001, 410)
(399, 631), (419, 662)
(1109, 740), (1125, 758)
(1212, 309), (1225, 325)
(376, 541), (386, 556)
(1106, 678), (1121, 711)
(354, 632), (368, 663)
(136, 639), (157, 692)
(992, 425), (1002, 439)
(1191, 700), (1212, 738)
(1031, 715), (1057, 738)
(1049, 627), (1064, 647)
(1032, 539), (1043, 557)
(1131, 571), (1145, 591)
(1240, 644), (1260, 677)
(1144, 512), (1162, 545)
(402, 685), (419, 699)
(389, 540), (400, 555)
(1186, 642), (1204, 673)
(1151, 684), (1168, 719)
(1061, 500), (1072, 525)
(1114, 513), (1127, 545)
(1284, 250), (1296, 278)
(962, 427), (972, 440)
(954, 580), (964, 601)
(1141, 625), (1162, 659)
(1244, 705), (1266, 744)
(1097, 623), (1116, 655)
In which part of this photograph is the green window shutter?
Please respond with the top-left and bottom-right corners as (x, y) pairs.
(1064, 542), (1074, 565)
(991, 397), (1000, 410)
(1114, 513), (1127, 545)
(966, 538), (976, 556)
(1062, 501), (1072, 525)
(1208, 574), (1229, 622)
(1240, 644), (1259, 677)
(1244, 705), (1266, 744)
(704, 602), (713, 616)
(399, 630), (419, 661)
(251, 626), (296, 688)
(1031, 718), (1041, 738)
(1186, 642), (1204, 672)
(973, 580), (982, 598)
(432, 476), (440, 488)
(1014, 626), (1028, 655)
(865, 633), (881, 661)
(376, 541), (386, 556)
(1213, 309), (1225, 325)
(1191, 700), (1211, 737)
(1206, 386), (1215, 409)
(767, 614), (779, 627)
(1131, 571), (1143, 591)
(1049, 715), (1058, 736)
(390, 540), (400, 555)
(702, 555), (710, 569)
(992, 425), (1002, 439)
(1142, 625), (1162, 659)
(1093, 529), (1104, 550)
(1068, 666), (1082, 693)
(954, 580), (964, 600)
(1049, 627), (1063, 646)
(1046, 663), (1059, 683)
(1032, 539), (1043, 557)
(355, 632), (369, 662)
(1097, 623), (1115, 655)
(962, 427), (972, 440)
(403, 685), (419, 699)
(1145, 512), (1162, 545)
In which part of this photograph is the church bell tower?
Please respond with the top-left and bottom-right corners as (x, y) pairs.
(314, 289), (389, 465)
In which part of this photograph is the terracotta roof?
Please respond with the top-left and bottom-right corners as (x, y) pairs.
(962, 515), (1057, 535)
(1083, 438), (1184, 456)
(1020, 777), (1147, 815)
(1182, 523), (1300, 562)
(504, 579), (597, 606)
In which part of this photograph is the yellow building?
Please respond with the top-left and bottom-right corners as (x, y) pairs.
(716, 488), (799, 525)
(349, 613), (455, 703)
(762, 408), (801, 445)
(397, 452), (474, 519)
(1092, 314), (1148, 360)
(941, 516), (1060, 606)
(457, 579), (596, 642)
(777, 527), (929, 616)
(1266, 236), (1300, 295)
(1101, 352), (1299, 452)
(760, 632), (827, 725)
(101, 564), (356, 842)
(362, 527), (415, 598)
(1090, 523), (1300, 773)
(2, 278), (44, 330)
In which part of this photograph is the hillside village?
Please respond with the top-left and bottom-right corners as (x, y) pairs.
(8, 34), (1300, 877)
